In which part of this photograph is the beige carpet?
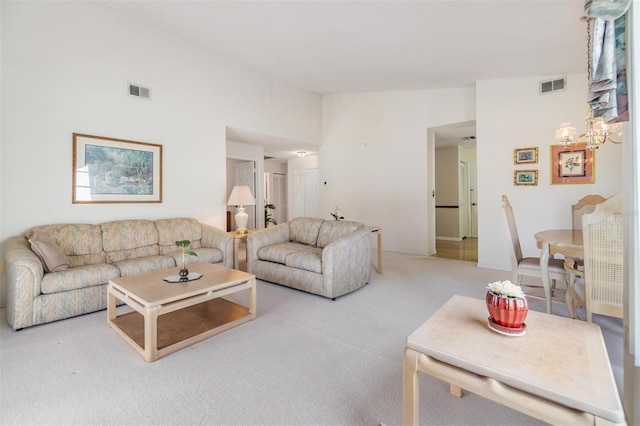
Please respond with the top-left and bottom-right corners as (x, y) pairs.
(0, 252), (623, 425)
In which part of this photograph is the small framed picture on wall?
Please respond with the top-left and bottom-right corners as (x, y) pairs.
(550, 143), (595, 184)
(514, 147), (538, 164)
(514, 170), (538, 186)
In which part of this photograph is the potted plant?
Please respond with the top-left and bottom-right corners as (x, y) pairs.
(175, 240), (197, 279)
(485, 280), (528, 332)
(265, 203), (278, 227)
(330, 203), (344, 221)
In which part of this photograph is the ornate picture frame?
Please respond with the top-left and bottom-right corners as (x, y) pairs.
(550, 143), (595, 185)
(514, 147), (538, 164)
(72, 133), (163, 203)
(514, 170), (538, 186)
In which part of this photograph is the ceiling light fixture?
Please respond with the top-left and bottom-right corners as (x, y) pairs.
(554, 18), (623, 150)
(297, 151), (307, 157)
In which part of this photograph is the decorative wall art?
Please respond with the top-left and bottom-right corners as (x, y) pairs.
(72, 133), (163, 203)
(514, 147), (538, 164)
(550, 143), (594, 185)
(513, 170), (538, 186)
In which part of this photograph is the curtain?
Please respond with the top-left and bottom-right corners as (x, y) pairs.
(584, 0), (631, 123)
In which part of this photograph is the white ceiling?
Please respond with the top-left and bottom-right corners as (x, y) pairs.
(104, 0), (587, 154)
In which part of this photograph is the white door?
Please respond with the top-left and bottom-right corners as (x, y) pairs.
(294, 168), (320, 218)
(272, 173), (287, 224)
(468, 161), (478, 238)
(235, 161), (256, 230)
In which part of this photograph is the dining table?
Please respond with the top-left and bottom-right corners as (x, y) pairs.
(534, 229), (584, 314)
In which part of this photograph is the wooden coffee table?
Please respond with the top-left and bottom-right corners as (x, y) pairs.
(107, 262), (256, 362)
(403, 295), (625, 425)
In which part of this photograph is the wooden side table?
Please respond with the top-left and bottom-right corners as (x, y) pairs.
(371, 227), (383, 273)
(228, 230), (254, 270)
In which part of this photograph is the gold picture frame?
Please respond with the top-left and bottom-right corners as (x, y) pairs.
(72, 133), (163, 203)
(514, 147), (538, 164)
(514, 170), (538, 186)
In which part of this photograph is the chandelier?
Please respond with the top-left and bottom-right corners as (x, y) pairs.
(554, 18), (623, 150)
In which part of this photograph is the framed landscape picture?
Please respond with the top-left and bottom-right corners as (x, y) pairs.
(72, 133), (163, 203)
(514, 170), (538, 186)
(514, 147), (538, 164)
(550, 143), (594, 185)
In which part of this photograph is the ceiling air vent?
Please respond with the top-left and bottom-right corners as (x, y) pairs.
(539, 77), (566, 95)
(128, 82), (151, 100)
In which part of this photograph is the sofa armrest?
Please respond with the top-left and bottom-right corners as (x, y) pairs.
(246, 223), (290, 272)
(4, 236), (44, 330)
(321, 228), (372, 298)
(201, 224), (234, 269)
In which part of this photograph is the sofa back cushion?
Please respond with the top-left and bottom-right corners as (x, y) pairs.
(101, 220), (159, 263)
(316, 220), (365, 248)
(289, 217), (324, 246)
(155, 218), (203, 255)
(27, 224), (104, 267)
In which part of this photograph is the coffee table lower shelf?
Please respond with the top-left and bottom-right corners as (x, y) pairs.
(110, 298), (251, 361)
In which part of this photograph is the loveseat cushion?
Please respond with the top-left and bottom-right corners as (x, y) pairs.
(257, 242), (314, 265)
(101, 220), (160, 263)
(27, 224), (105, 267)
(155, 218), (203, 255)
(316, 220), (365, 248)
(285, 247), (323, 273)
(289, 217), (324, 246)
(40, 263), (120, 294)
(114, 255), (176, 277)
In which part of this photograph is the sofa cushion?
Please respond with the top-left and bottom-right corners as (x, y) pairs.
(27, 224), (104, 267)
(40, 263), (120, 294)
(285, 248), (323, 274)
(257, 242), (314, 265)
(317, 220), (365, 248)
(168, 248), (223, 266)
(114, 255), (176, 277)
(289, 217), (324, 246)
(28, 235), (69, 272)
(155, 218), (203, 255)
(101, 220), (160, 263)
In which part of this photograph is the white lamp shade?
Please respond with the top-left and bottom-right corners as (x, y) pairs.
(227, 186), (255, 206)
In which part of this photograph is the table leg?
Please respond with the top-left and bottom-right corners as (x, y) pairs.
(402, 347), (420, 426)
(107, 285), (117, 325)
(540, 242), (552, 314)
(377, 232), (383, 274)
(143, 306), (159, 362)
(248, 278), (257, 320)
(233, 237), (241, 270)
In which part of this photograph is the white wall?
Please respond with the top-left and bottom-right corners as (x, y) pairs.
(476, 73), (624, 270)
(321, 88), (476, 254)
(0, 2), (321, 304)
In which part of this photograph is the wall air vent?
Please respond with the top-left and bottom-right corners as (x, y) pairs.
(128, 82), (151, 100)
(539, 77), (566, 95)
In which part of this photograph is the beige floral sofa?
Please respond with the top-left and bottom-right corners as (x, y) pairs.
(4, 218), (233, 330)
(246, 217), (371, 299)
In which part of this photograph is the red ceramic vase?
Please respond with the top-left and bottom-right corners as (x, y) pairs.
(485, 291), (528, 329)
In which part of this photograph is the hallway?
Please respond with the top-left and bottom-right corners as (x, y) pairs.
(435, 238), (478, 262)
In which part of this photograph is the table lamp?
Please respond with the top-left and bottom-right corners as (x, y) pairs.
(227, 185), (255, 233)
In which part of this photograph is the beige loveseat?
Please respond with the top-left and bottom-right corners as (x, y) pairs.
(4, 218), (233, 330)
(246, 217), (371, 299)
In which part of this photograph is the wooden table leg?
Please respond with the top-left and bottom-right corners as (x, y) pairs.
(248, 278), (257, 320)
(233, 237), (241, 270)
(107, 285), (117, 325)
(403, 347), (420, 426)
(144, 306), (159, 362)
(540, 242), (552, 314)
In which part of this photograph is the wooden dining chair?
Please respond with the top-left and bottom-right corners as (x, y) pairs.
(501, 195), (568, 305)
(572, 194), (607, 230)
(565, 194), (623, 322)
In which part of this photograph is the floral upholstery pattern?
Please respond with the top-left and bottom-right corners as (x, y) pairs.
(5, 218), (232, 330)
(247, 217), (371, 299)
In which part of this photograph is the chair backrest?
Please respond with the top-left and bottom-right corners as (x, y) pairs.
(572, 194), (607, 230)
(582, 194), (623, 321)
(501, 195), (523, 268)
